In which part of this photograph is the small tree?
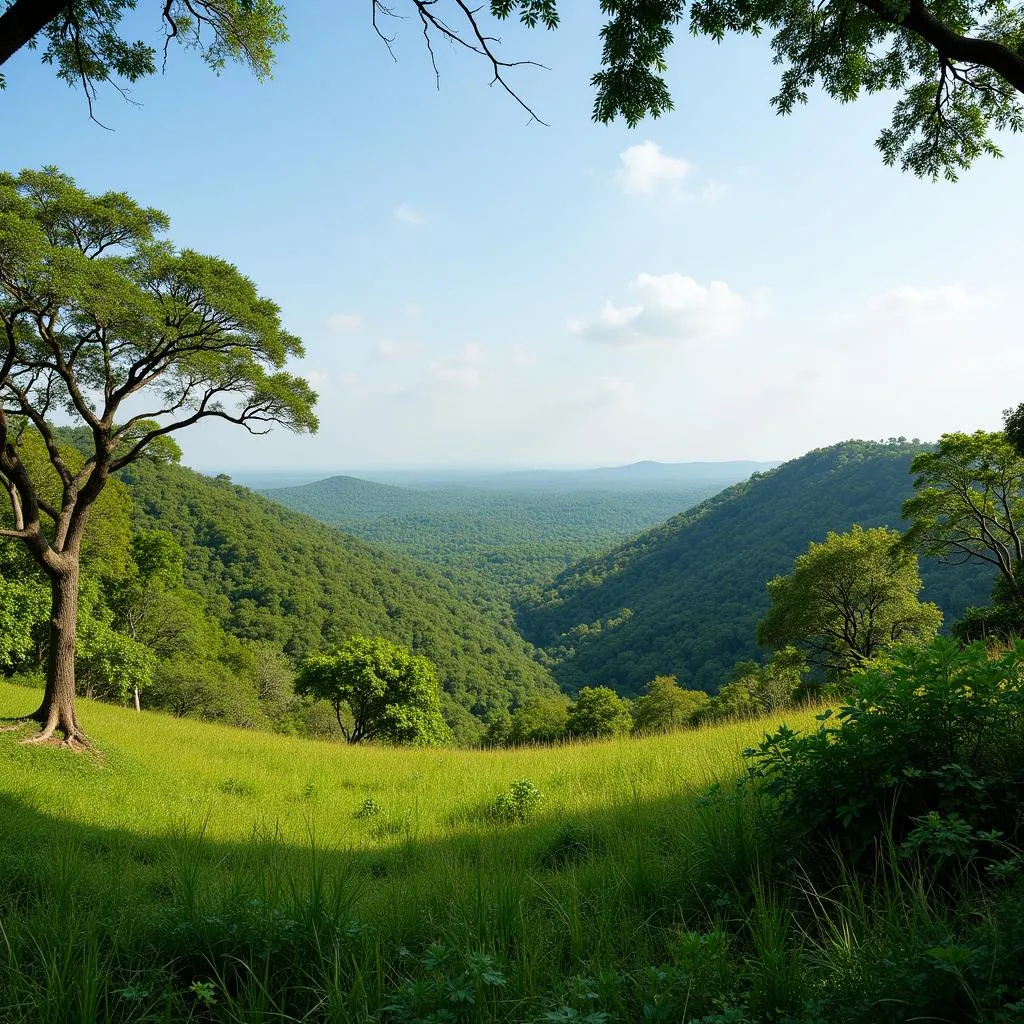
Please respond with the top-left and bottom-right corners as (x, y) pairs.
(0, 168), (317, 746)
(294, 636), (451, 746)
(507, 695), (570, 746)
(0, 570), (47, 670)
(566, 685), (632, 740)
(758, 525), (941, 678)
(632, 675), (709, 735)
(697, 647), (808, 724)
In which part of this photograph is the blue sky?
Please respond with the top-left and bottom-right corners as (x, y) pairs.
(4, 4), (1021, 471)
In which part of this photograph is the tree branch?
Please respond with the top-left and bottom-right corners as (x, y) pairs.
(0, 0), (67, 68)
(858, 0), (1024, 94)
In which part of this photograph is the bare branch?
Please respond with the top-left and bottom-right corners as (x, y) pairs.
(375, 0), (551, 125)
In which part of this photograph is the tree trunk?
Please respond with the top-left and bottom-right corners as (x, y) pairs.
(0, 0), (68, 68)
(29, 561), (87, 747)
(133, 687), (140, 713)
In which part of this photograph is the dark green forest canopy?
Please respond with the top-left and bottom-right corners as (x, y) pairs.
(518, 441), (996, 695)
(119, 460), (558, 725)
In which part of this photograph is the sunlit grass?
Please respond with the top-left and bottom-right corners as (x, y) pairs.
(0, 684), (1007, 1023)
(0, 682), (820, 849)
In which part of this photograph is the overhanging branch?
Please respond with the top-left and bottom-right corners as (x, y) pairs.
(858, 0), (1024, 94)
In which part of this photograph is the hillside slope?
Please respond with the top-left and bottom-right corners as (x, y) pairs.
(518, 441), (995, 694)
(121, 461), (557, 731)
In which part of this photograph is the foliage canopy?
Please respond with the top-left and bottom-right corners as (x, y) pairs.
(294, 635), (451, 746)
(757, 525), (941, 677)
(903, 430), (1024, 603)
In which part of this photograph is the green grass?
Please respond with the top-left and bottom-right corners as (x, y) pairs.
(0, 685), (1016, 1023)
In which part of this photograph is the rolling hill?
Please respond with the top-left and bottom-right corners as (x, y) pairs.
(517, 440), (996, 695)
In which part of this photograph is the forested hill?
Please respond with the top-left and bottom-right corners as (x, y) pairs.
(120, 461), (558, 731)
(517, 441), (996, 695)
(260, 466), (770, 597)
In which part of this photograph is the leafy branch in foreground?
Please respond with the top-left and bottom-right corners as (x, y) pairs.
(3, 2), (1023, 176)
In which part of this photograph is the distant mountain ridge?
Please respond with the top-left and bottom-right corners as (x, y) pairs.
(517, 440), (996, 696)
(349, 460), (780, 491)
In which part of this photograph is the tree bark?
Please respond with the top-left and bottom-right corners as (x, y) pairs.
(29, 562), (88, 747)
(0, 0), (68, 68)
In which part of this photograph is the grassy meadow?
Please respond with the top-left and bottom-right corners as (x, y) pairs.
(0, 683), (1014, 1023)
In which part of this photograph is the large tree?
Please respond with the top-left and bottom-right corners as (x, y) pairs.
(757, 525), (941, 677)
(902, 431), (1024, 602)
(0, 167), (317, 747)
(2, 2), (1023, 177)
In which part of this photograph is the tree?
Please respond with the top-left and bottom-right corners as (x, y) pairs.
(0, 167), (317, 746)
(293, 635), (451, 746)
(696, 647), (808, 723)
(631, 674), (709, 735)
(1003, 403), (1024, 459)
(108, 530), (209, 710)
(507, 694), (570, 745)
(757, 525), (941, 677)
(902, 431), (1024, 603)
(4, 3), (1022, 178)
(390, 0), (1024, 178)
(566, 685), (632, 740)
(0, 1), (286, 112)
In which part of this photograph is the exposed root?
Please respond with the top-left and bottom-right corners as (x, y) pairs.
(16, 716), (91, 751)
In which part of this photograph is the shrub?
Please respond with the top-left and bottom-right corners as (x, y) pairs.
(491, 778), (544, 824)
(745, 638), (1024, 865)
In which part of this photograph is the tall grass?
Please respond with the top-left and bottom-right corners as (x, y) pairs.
(0, 684), (1018, 1022)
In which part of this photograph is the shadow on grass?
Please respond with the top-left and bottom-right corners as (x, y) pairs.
(0, 747), (785, 1020)
(0, 733), (998, 1024)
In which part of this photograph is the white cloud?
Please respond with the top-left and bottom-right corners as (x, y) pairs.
(863, 284), (994, 322)
(701, 180), (728, 202)
(393, 202), (423, 224)
(508, 345), (539, 369)
(326, 312), (362, 333)
(430, 344), (487, 390)
(616, 141), (690, 197)
(600, 375), (636, 399)
(571, 273), (751, 345)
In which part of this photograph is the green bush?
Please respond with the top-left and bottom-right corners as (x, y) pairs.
(745, 637), (1024, 865)
(491, 778), (544, 824)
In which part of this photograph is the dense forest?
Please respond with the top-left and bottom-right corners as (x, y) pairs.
(260, 463), (768, 597)
(120, 460), (558, 737)
(517, 440), (996, 694)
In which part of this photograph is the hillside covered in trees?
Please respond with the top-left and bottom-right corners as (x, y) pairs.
(518, 441), (996, 694)
(119, 461), (558, 736)
(259, 463), (771, 597)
